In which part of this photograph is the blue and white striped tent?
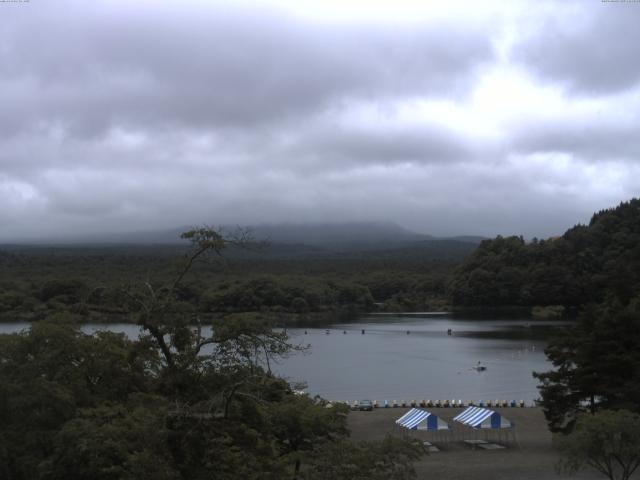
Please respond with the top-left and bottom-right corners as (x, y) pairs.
(453, 406), (513, 429)
(395, 408), (450, 431)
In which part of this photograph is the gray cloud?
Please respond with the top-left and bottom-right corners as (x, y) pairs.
(513, 3), (640, 94)
(0, 0), (639, 242)
(1, 1), (493, 138)
(511, 121), (640, 162)
(268, 119), (478, 173)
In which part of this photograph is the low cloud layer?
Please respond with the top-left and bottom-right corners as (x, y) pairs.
(1, 0), (639, 241)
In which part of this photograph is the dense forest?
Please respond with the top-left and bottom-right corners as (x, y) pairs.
(0, 229), (424, 479)
(3, 200), (640, 325)
(449, 199), (640, 312)
(0, 238), (474, 325)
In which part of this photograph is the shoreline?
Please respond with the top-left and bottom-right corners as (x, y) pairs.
(343, 399), (534, 409)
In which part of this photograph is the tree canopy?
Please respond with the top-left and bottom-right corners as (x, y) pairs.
(556, 409), (640, 480)
(449, 198), (640, 309)
(534, 299), (640, 433)
(0, 227), (422, 480)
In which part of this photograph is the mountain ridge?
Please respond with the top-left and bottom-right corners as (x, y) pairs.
(10, 221), (485, 249)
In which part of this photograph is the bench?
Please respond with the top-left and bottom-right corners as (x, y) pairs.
(463, 439), (488, 450)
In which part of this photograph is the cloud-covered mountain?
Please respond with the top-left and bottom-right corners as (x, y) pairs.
(26, 222), (485, 253)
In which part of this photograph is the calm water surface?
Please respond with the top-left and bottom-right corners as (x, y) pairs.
(276, 315), (567, 402)
(0, 315), (568, 402)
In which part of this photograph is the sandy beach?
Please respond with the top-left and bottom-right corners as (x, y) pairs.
(348, 407), (609, 480)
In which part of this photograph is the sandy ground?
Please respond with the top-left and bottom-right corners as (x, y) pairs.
(348, 407), (614, 480)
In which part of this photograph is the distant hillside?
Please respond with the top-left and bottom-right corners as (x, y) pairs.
(240, 222), (428, 249)
(89, 221), (429, 249)
(449, 198), (640, 309)
(18, 221), (485, 253)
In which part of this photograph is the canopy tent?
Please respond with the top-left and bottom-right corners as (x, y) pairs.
(452, 406), (518, 447)
(395, 408), (450, 431)
(453, 406), (512, 429)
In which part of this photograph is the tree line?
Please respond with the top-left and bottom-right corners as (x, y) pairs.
(449, 199), (640, 310)
(0, 242), (458, 325)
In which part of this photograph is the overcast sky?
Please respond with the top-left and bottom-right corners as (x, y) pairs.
(1, 0), (639, 241)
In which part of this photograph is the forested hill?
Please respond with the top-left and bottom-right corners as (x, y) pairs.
(449, 198), (640, 309)
(0, 235), (477, 324)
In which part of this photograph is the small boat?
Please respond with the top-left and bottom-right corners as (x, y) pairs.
(473, 362), (487, 371)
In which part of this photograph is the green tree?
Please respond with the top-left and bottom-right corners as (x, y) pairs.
(301, 435), (422, 480)
(268, 395), (349, 477)
(0, 227), (424, 479)
(556, 410), (640, 480)
(450, 198), (640, 309)
(534, 299), (640, 432)
(41, 398), (179, 480)
(0, 316), (158, 480)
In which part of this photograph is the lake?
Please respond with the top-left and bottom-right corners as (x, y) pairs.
(0, 315), (566, 403)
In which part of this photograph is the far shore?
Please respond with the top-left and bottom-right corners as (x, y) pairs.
(348, 407), (603, 480)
